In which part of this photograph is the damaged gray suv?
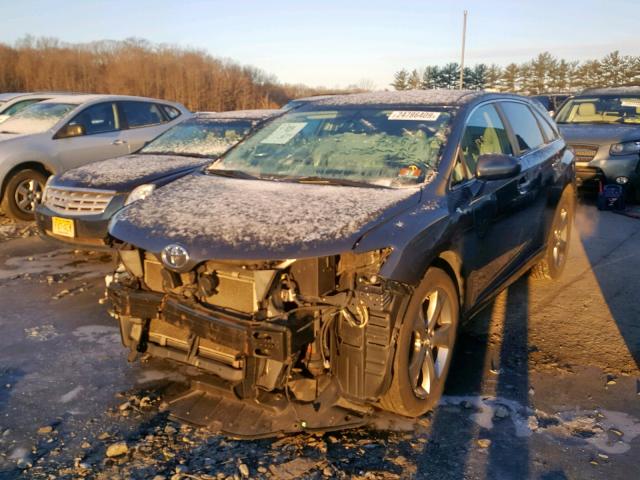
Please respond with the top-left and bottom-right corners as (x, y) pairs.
(106, 91), (575, 436)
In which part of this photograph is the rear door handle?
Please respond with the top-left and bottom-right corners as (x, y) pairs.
(112, 140), (127, 145)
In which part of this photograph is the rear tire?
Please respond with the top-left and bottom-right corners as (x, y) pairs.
(1, 169), (47, 221)
(531, 186), (574, 280)
(379, 268), (459, 417)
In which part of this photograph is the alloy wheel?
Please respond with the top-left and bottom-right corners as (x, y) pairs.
(14, 178), (43, 214)
(552, 207), (569, 268)
(408, 288), (454, 399)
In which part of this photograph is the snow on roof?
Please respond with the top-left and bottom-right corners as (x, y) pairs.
(39, 94), (184, 105)
(57, 154), (208, 188)
(113, 173), (419, 253)
(581, 87), (640, 96)
(196, 109), (280, 120)
(309, 89), (485, 107)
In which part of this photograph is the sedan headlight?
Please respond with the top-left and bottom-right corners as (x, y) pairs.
(610, 141), (640, 156)
(125, 184), (156, 206)
(41, 176), (56, 204)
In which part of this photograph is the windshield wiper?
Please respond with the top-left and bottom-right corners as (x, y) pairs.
(141, 150), (215, 159)
(290, 176), (387, 189)
(205, 168), (260, 180)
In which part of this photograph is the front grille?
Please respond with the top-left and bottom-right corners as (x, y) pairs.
(568, 144), (599, 163)
(44, 186), (115, 215)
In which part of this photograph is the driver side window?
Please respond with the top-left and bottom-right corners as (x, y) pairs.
(68, 102), (119, 135)
(458, 104), (513, 179)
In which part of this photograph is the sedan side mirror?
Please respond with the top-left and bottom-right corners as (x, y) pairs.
(55, 124), (85, 139)
(476, 153), (521, 181)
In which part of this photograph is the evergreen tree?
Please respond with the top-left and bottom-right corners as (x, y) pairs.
(439, 63), (460, 89)
(600, 51), (626, 87)
(499, 63), (519, 92)
(391, 69), (409, 90)
(421, 66), (440, 89)
(407, 69), (422, 89)
(484, 64), (502, 91)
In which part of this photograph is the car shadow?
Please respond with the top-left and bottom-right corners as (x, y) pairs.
(575, 195), (640, 370)
(417, 276), (532, 479)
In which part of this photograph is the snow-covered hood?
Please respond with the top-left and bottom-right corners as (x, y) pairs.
(109, 172), (421, 262)
(559, 123), (640, 145)
(54, 154), (210, 191)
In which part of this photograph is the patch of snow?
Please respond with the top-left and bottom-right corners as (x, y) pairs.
(58, 154), (209, 188)
(310, 89), (485, 107)
(442, 396), (640, 455)
(24, 324), (59, 342)
(72, 325), (121, 348)
(59, 385), (84, 403)
(196, 109), (280, 120)
(113, 174), (419, 253)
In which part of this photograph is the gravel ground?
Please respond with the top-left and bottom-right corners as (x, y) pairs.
(0, 203), (639, 479)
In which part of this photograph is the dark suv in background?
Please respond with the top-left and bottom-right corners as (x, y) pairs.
(555, 87), (640, 201)
(106, 90), (574, 435)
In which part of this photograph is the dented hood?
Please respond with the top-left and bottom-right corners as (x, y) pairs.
(109, 171), (421, 262)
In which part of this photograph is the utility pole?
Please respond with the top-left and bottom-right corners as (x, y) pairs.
(459, 10), (468, 89)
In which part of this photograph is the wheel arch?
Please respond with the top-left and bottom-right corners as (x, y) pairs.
(1, 161), (54, 199)
(430, 251), (464, 309)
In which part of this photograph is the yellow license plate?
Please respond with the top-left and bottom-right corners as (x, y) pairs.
(52, 217), (75, 238)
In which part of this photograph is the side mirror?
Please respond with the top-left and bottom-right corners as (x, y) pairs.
(55, 124), (85, 139)
(476, 153), (521, 181)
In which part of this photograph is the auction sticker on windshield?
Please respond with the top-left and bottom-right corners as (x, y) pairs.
(388, 111), (441, 121)
(260, 122), (307, 144)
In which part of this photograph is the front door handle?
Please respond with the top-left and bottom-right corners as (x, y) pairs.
(518, 176), (532, 194)
(112, 139), (128, 145)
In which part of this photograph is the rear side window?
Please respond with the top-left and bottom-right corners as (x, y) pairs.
(161, 104), (181, 120)
(532, 108), (558, 142)
(459, 103), (513, 177)
(120, 101), (164, 128)
(68, 102), (119, 135)
(500, 102), (545, 153)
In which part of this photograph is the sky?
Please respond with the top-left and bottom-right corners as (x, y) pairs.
(2, 0), (639, 89)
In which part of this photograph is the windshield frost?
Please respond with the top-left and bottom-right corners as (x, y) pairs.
(556, 96), (640, 125)
(0, 102), (76, 134)
(209, 108), (453, 187)
(141, 117), (254, 157)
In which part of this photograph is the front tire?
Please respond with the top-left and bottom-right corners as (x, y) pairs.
(380, 268), (459, 417)
(1, 169), (47, 221)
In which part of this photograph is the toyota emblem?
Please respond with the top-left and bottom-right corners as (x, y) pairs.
(161, 244), (190, 270)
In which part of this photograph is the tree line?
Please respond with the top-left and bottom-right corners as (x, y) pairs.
(0, 36), (347, 111)
(391, 51), (640, 94)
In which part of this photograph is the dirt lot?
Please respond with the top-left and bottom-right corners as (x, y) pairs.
(0, 201), (639, 480)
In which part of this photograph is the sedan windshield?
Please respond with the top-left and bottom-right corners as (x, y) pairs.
(141, 117), (255, 157)
(555, 96), (640, 125)
(0, 102), (77, 134)
(208, 108), (453, 188)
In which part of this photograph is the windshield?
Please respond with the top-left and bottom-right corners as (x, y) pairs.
(208, 108), (453, 188)
(141, 117), (255, 157)
(555, 96), (640, 125)
(0, 102), (77, 134)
